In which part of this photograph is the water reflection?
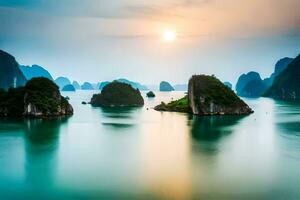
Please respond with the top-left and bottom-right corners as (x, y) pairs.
(140, 112), (192, 199)
(277, 122), (300, 135)
(274, 101), (300, 160)
(24, 118), (68, 144)
(188, 115), (245, 154)
(102, 122), (135, 129)
(189, 115), (245, 142)
(2, 91), (300, 199)
(99, 106), (141, 113)
(99, 106), (142, 118)
(0, 119), (24, 133)
(98, 107), (142, 129)
(23, 117), (69, 190)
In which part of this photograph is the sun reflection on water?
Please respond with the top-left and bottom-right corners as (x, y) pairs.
(141, 112), (192, 199)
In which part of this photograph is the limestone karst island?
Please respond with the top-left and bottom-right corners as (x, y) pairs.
(0, 1), (300, 199)
(155, 75), (253, 115)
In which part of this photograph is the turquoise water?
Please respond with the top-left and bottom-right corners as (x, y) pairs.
(0, 91), (300, 199)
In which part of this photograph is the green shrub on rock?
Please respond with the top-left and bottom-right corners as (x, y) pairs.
(0, 77), (73, 117)
(91, 81), (144, 107)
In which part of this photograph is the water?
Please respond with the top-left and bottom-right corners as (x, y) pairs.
(0, 91), (300, 199)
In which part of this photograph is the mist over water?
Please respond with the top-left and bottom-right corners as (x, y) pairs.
(0, 91), (300, 199)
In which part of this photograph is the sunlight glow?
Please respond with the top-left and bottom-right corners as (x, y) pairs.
(163, 30), (177, 42)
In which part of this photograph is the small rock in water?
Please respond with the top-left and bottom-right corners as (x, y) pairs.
(82, 101), (87, 105)
(146, 91), (155, 98)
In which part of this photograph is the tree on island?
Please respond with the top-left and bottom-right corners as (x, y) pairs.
(91, 81), (144, 107)
(0, 77), (73, 117)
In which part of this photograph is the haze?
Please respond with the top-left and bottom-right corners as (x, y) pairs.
(0, 0), (300, 85)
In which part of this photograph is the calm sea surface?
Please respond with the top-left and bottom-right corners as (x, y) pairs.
(0, 91), (300, 199)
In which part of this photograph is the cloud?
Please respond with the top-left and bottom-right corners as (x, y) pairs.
(0, 0), (213, 19)
(0, 0), (299, 85)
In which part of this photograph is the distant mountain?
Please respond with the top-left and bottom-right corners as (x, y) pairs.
(159, 81), (174, 92)
(19, 64), (53, 81)
(223, 82), (232, 89)
(264, 54), (300, 101)
(99, 81), (110, 90)
(173, 84), (188, 91)
(236, 71), (260, 94)
(116, 79), (148, 90)
(98, 79), (148, 91)
(62, 84), (76, 92)
(81, 82), (94, 90)
(0, 50), (27, 89)
(55, 77), (71, 89)
(263, 57), (293, 87)
(92, 82), (101, 90)
(236, 71), (267, 97)
(235, 57), (294, 98)
(242, 79), (268, 97)
(72, 81), (81, 90)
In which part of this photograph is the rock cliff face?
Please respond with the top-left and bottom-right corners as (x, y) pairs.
(0, 50), (27, 89)
(91, 81), (144, 107)
(188, 75), (252, 115)
(155, 75), (253, 115)
(0, 78), (73, 117)
(264, 54), (300, 101)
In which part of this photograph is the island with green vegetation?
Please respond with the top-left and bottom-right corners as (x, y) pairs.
(90, 81), (144, 107)
(154, 96), (190, 113)
(155, 75), (253, 115)
(0, 77), (73, 117)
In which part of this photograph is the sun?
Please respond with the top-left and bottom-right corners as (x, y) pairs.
(163, 30), (177, 42)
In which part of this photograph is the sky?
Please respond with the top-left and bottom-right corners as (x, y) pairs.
(0, 0), (299, 85)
